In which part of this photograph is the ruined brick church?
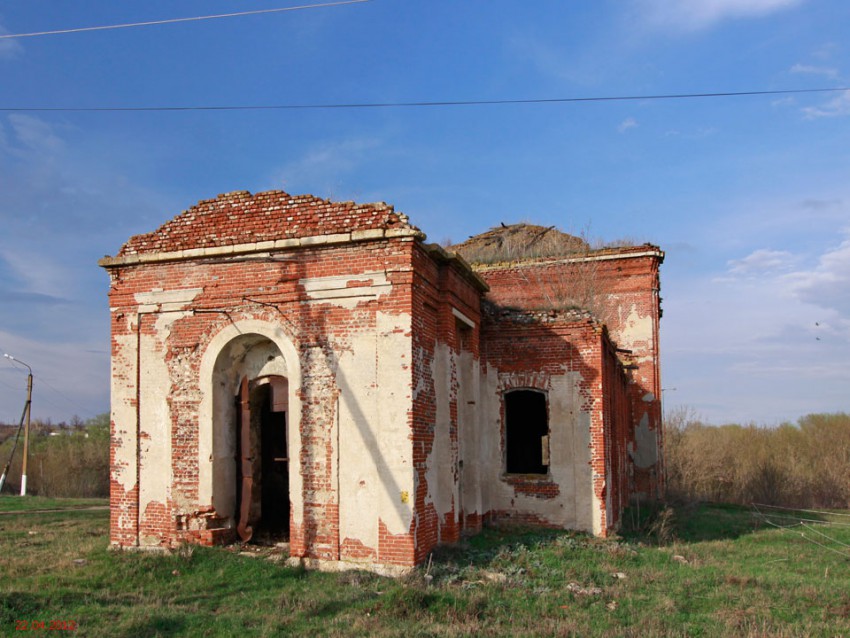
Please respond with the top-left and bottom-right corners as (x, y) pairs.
(100, 190), (663, 572)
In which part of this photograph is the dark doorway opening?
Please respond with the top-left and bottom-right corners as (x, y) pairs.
(259, 383), (289, 537)
(235, 376), (290, 543)
(505, 390), (549, 475)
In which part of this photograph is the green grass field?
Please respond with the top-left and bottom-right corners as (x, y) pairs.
(1, 497), (848, 637)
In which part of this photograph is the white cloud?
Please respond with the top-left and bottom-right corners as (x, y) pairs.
(617, 117), (638, 133)
(802, 90), (850, 119)
(771, 96), (796, 108)
(0, 21), (23, 60)
(7, 114), (65, 154)
(700, 193), (849, 253)
(0, 248), (71, 300)
(726, 248), (797, 275)
(663, 278), (850, 423)
(273, 137), (382, 197)
(784, 233), (850, 316)
(717, 231), (850, 321)
(790, 63), (838, 78)
(636, 0), (805, 32)
(0, 113), (175, 422)
(663, 225), (850, 424)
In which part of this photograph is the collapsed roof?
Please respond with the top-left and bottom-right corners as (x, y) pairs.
(449, 223), (589, 265)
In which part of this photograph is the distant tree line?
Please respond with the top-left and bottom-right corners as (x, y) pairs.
(3, 408), (848, 507)
(0, 413), (109, 497)
(664, 410), (850, 509)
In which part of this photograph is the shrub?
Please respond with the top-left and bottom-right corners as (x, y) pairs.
(0, 413), (109, 497)
(664, 410), (850, 509)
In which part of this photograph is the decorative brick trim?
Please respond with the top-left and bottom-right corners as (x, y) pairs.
(99, 228), (424, 268)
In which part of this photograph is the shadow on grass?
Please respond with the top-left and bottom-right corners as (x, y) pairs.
(0, 592), (44, 625)
(426, 524), (570, 571)
(114, 615), (188, 638)
(0, 591), (188, 638)
(619, 500), (835, 545)
(620, 501), (759, 544)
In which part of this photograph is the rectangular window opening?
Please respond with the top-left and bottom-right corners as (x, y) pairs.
(505, 390), (549, 475)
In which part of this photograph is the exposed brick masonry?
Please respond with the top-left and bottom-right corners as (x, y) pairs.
(102, 190), (663, 570)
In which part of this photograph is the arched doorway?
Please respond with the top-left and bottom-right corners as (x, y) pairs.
(235, 375), (290, 542)
(204, 330), (298, 544)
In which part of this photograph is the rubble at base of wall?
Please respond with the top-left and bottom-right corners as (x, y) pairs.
(286, 557), (414, 577)
(107, 543), (170, 554)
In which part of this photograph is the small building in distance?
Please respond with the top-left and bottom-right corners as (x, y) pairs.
(100, 190), (663, 573)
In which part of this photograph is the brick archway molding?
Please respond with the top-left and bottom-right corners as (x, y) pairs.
(197, 320), (303, 535)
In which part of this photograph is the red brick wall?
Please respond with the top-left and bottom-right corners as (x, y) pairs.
(104, 191), (661, 566)
(409, 243), (485, 562)
(472, 248), (664, 500)
(600, 331), (634, 529)
(481, 312), (602, 528)
(118, 190), (419, 256)
(480, 312), (633, 535)
(105, 234), (422, 563)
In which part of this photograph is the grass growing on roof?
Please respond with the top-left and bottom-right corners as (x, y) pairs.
(449, 223), (590, 265)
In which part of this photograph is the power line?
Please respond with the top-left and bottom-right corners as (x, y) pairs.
(0, 0), (373, 40)
(0, 356), (23, 394)
(0, 376), (21, 394)
(754, 503), (850, 519)
(34, 375), (99, 419)
(802, 522), (850, 550)
(0, 87), (847, 113)
(2, 358), (99, 419)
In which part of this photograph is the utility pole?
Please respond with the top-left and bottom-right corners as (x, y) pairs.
(3, 354), (33, 496)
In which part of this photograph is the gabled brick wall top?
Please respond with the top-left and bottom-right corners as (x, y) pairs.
(118, 190), (420, 256)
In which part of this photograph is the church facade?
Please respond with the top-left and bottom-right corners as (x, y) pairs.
(100, 190), (663, 572)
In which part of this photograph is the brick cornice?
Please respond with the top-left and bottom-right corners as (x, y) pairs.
(470, 246), (665, 273)
(98, 227), (425, 268)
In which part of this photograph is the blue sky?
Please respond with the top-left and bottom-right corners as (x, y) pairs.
(0, 0), (848, 425)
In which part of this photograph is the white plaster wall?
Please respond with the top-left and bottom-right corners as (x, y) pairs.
(633, 410), (658, 469)
(110, 328), (139, 542)
(336, 321), (380, 550)
(615, 303), (660, 473)
(111, 330), (138, 494)
(424, 342), (455, 527)
(423, 336), (481, 533)
(457, 350), (482, 520)
(550, 375), (595, 532)
(476, 362), (502, 515)
(476, 368), (599, 534)
(133, 289), (202, 546)
(300, 272), (392, 309)
(614, 304), (654, 364)
(137, 320), (175, 545)
(374, 311), (415, 535)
